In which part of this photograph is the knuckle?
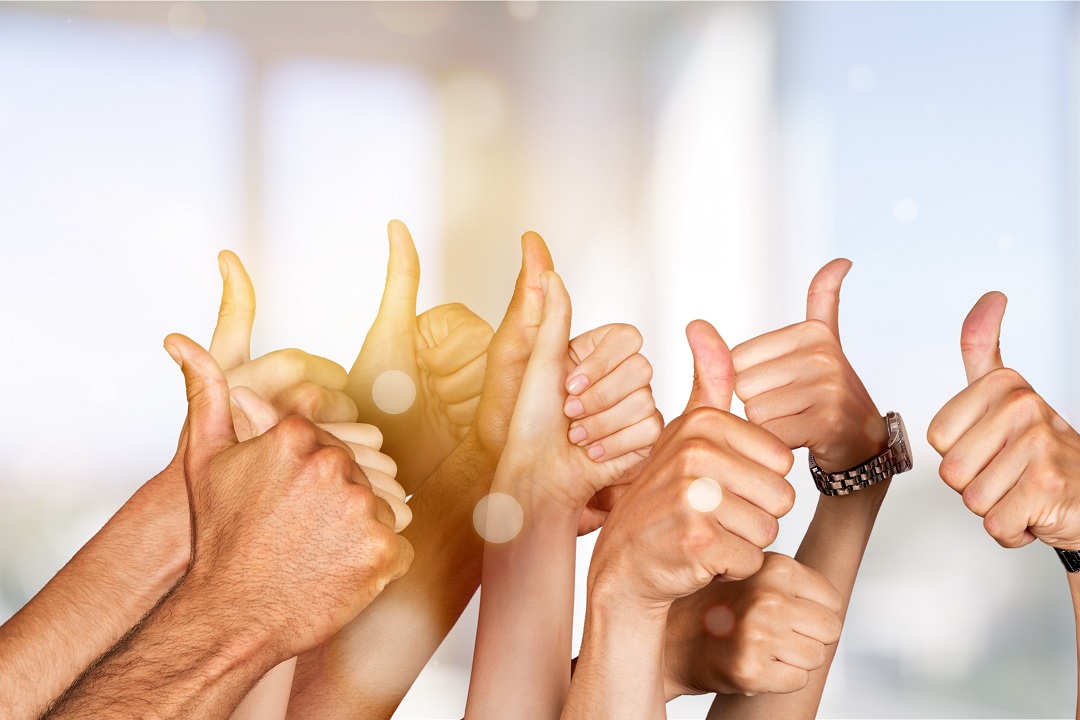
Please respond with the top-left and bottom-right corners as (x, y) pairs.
(985, 367), (1023, 391)
(926, 418), (947, 453)
(1005, 387), (1044, 420)
(938, 453), (967, 491)
(291, 383), (325, 417)
(744, 398), (766, 425)
(310, 445), (354, 478)
(274, 348), (309, 377)
(1021, 425), (1054, 454)
(633, 353), (654, 385)
(676, 437), (715, 475)
(731, 657), (765, 689)
(961, 485), (988, 516)
(275, 415), (318, 451)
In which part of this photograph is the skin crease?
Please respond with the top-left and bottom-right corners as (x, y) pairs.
(465, 271), (662, 720)
(40, 334), (412, 719)
(346, 220), (494, 495)
(0, 250), (369, 720)
(706, 259), (895, 719)
(563, 320), (797, 720)
(926, 292), (1080, 718)
(285, 232), (660, 719)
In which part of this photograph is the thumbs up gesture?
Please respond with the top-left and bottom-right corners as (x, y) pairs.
(162, 334), (413, 664)
(927, 293), (1080, 549)
(731, 260), (887, 473)
(585, 320), (796, 612)
(346, 221), (494, 493)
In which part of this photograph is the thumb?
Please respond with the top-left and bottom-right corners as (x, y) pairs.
(229, 386), (280, 442)
(208, 250), (256, 371)
(496, 231), (555, 336)
(376, 219), (421, 324)
(164, 333), (237, 467)
(683, 320), (734, 414)
(531, 271), (573, 368)
(805, 258), (852, 340)
(961, 291), (1007, 385)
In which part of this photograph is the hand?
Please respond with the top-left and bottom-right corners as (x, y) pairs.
(164, 333), (413, 661)
(495, 271), (661, 527)
(347, 221), (494, 493)
(664, 553), (842, 698)
(732, 260), (886, 472)
(927, 292), (1080, 549)
(213, 250), (359, 424)
(586, 320), (796, 614)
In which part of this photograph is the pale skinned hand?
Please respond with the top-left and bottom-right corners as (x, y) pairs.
(164, 333), (413, 662)
(663, 552), (843, 698)
(587, 320), (796, 614)
(927, 292), (1080, 549)
(732, 259), (887, 473)
(347, 220), (494, 493)
(496, 270), (661, 524)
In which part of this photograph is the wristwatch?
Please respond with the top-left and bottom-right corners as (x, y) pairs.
(1054, 548), (1080, 573)
(808, 411), (913, 496)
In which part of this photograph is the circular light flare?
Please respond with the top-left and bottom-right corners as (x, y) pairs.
(846, 64), (877, 94)
(167, 2), (207, 39)
(372, 370), (417, 415)
(687, 477), (723, 513)
(704, 604), (737, 637)
(893, 198), (919, 224)
(473, 492), (525, 544)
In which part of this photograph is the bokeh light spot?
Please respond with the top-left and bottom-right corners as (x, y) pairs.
(507, 0), (540, 21)
(704, 604), (737, 637)
(687, 477), (723, 513)
(167, 2), (207, 40)
(473, 492), (524, 544)
(847, 64), (877, 94)
(372, 370), (416, 415)
(893, 198), (919, 224)
(371, 2), (455, 36)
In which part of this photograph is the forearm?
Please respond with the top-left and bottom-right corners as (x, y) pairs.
(41, 577), (274, 719)
(710, 480), (889, 720)
(465, 481), (579, 720)
(287, 435), (493, 719)
(1069, 571), (1080, 720)
(0, 468), (190, 719)
(563, 596), (667, 720)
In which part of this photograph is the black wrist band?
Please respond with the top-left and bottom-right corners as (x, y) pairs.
(1054, 548), (1080, 573)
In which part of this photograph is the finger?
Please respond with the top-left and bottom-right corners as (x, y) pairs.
(566, 324), (643, 396)
(961, 291), (1007, 385)
(569, 387), (656, 447)
(683, 320), (734, 413)
(565, 353), (652, 419)
(959, 438), (1029, 517)
(350, 445), (398, 478)
(731, 322), (808, 373)
(773, 634), (829, 673)
(362, 466), (408, 503)
(373, 489), (412, 532)
(230, 386), (279, 442)
(742, 386), (814, 435)
(700, 445), (795, 519)
(733, 352), (805, 402)
(983, 485), (1036, 548)
(444, 395), (481, 427)
(165, 334), (238, 467)
(789, 598), (844, 645)
(759, 662), (811, 695)
(584, 411), (663, 462)
(228, 349), (350, 394)
(377, 219), (421, 324)
(712, 490), (779, 549)
(275, 383), (359, 424)
(429, 352), (487, 404)
(786, 564), (843, 615)
(416, 317), (492, 375)
(937, 403), (1015, 496)
(209, 250), (256, 371)
(755, 415), (814, 454)
(707, 530), (765, 581)
(586, 482), (632, 515)
(926, 368), (1028, 455)
(805, 258), (852, 340)
(371, 491), (400, 531)
(317, 422), (384, 451)
(310, 424), (358, 462)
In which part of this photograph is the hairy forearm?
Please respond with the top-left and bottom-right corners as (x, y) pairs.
(41, 576), (273, 719)
(0, 468), (190, 719)
(710, 480), (889, 720)
(287, 436), (494, 719)
(466, 481), (579, 720)
(563, 596), (667, 720)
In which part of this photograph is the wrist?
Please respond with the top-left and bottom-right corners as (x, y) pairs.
(816, 411), (890, 473)
(491, 461), (586, 527)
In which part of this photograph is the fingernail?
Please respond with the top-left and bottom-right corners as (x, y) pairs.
(540, 272), (549, 296)
(564, 397), (585, 418)
(568, 425), (587, 444)
(587, 444), (605, 460)
(164, 343), (183, 368)
(567, 375), (589, 395)
(217, 253), (229, 281)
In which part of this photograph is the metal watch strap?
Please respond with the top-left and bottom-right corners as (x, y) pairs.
(809, 412), (913, 497)
(1055, 548), (1080, 573)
